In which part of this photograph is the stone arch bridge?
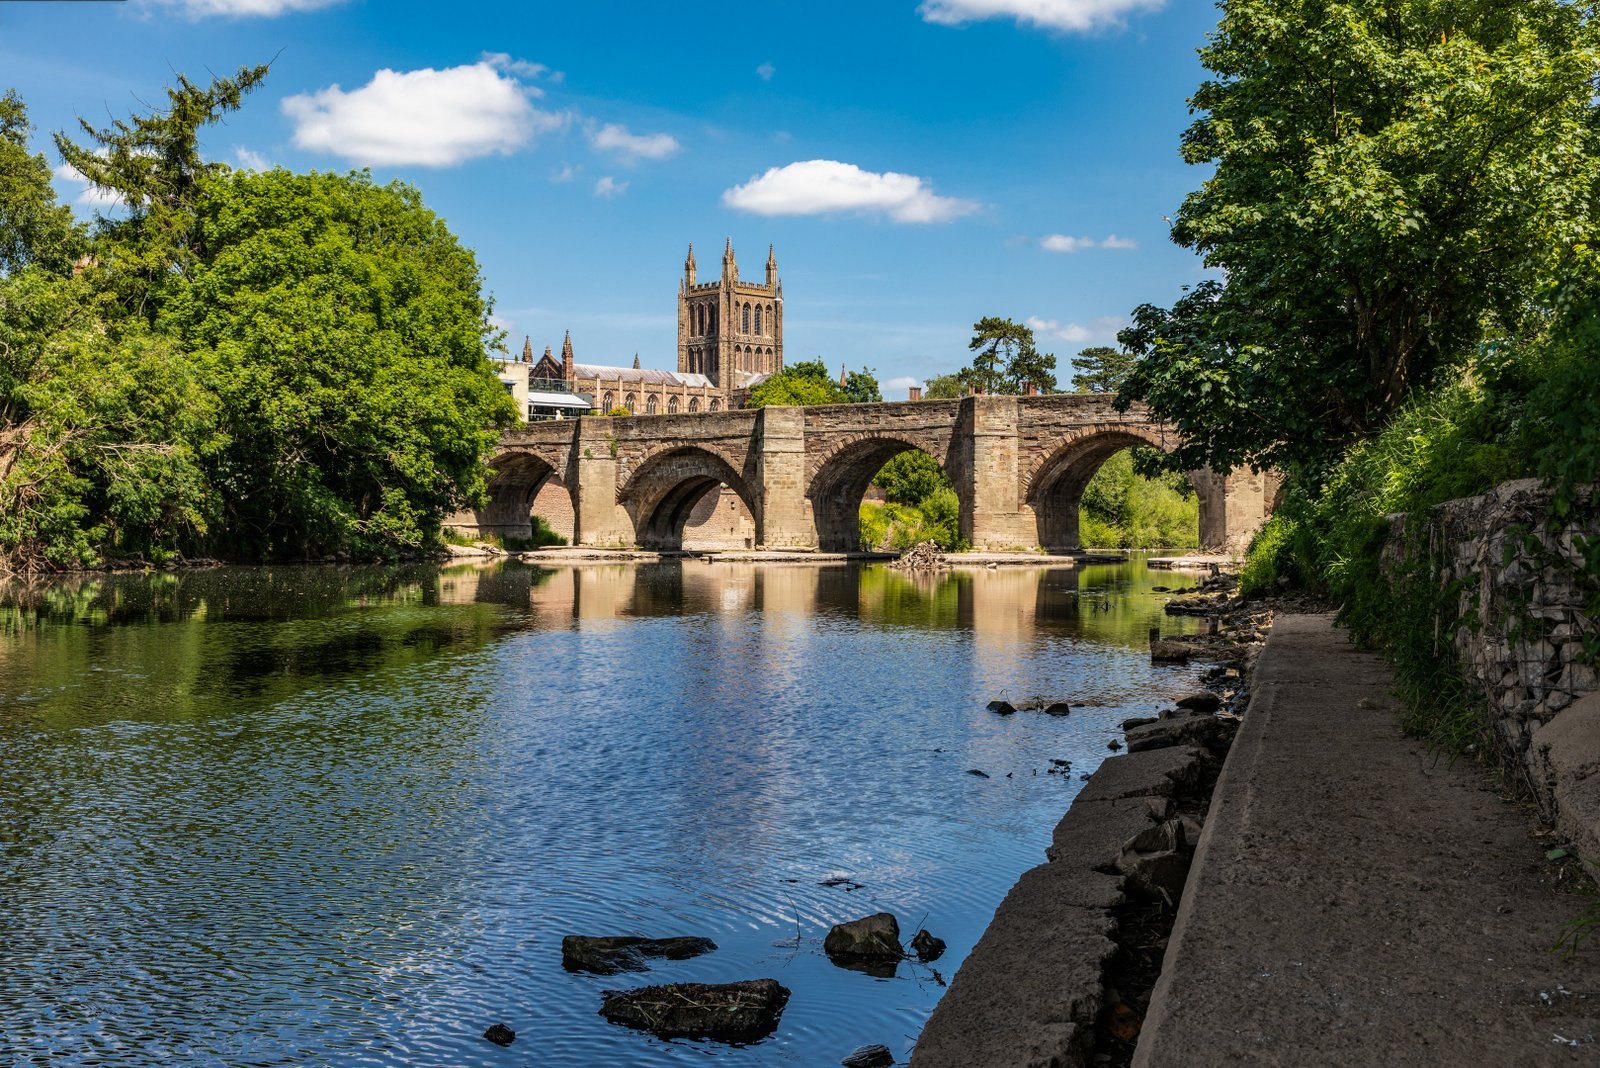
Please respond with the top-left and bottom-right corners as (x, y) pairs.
(458, 395), (1278, 554)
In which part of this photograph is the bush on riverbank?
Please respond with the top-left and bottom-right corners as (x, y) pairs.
(1078, 449), (1200, 550)
(860, 491), (964, 552)
(1242, 284), (1600, 751)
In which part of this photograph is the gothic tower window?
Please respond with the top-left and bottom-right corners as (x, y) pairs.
(755, 305), (762, 334)
(742, 303), (751, 334)
(646, 395), (658, 415)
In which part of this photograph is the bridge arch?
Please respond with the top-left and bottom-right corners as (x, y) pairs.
(807, 434), (951, 552)
(620, 446), (760, 550)
(1026, 425), (1201, 552)
(467, 449), (573, 541)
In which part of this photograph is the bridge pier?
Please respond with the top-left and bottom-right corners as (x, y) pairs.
(754, 407), (818, 549)
(956, 396), (1039, 552)
(571, 418), (634, 548)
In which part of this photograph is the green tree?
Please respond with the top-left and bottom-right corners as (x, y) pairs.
(872, 450), (948, 505)
(842, 367), (882, 404)
(958, 317), (1057, 394)
(1118, 0), (1600, 474)
(54, 64), (269, 303)
(922, 373), (965, 399)
(1070, 346), (1135, 394)
(747, 357), (848, 407)
(0, 90), (83, 275)
(162, 168), (518, 559)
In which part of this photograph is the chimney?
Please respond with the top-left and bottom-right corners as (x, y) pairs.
(1028, 382), (1039, 396)
(908, 386), (922, 402)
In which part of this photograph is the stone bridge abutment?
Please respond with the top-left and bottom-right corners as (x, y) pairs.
(453, 395), (1275, 554)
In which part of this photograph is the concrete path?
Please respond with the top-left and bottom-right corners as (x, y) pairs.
(1136, 614), (1599, 1066)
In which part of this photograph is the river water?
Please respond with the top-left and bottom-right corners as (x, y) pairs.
(0, 557), (1209, 1067)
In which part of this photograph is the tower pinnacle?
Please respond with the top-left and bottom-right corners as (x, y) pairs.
(685, 243), (696, 286)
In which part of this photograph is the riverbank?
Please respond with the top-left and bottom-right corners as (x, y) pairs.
(912, 610), (1600, 1066)
(910, 568), (1267, 1067)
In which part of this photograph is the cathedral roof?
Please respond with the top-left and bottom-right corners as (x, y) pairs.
(572, 363), (713, 388)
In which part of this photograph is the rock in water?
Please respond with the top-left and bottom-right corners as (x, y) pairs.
(483, 1023), (516, 1047)
(842, 1043), (896, 1066)
(599, 979), (790, 1042)
(986, 700), (1017, 715)
(824, 912), (904, 962)
(1042, 702), (1073, 716)
(562, 935), (718, 975)
(909, 928), (946, 962)
(1173, 691), (1223, 714)
(1149, 640), (1194, 663)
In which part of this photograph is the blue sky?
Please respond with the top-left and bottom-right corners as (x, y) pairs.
(3, 0), (1219, 398)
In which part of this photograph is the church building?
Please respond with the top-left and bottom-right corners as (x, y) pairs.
(515, 240), (784, 418)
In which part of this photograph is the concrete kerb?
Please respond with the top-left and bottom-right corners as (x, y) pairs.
(1531, 692), (1600, 883)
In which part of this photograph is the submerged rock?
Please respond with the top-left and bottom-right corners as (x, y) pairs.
(909, 928), (946, 962)
(966, 768), (991, 778)
(824, 912), (904, 963)
(599, 979), (790, 1042)
(986, 700), (1017, 715)
(482, 1023), (516, 1047)
(562, 935), (717, 975)
(842, 1043), (896, 1066)
(1041, 702), (1073, 717)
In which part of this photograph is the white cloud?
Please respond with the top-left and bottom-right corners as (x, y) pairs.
(283, 62), (566, 167)
(481, 52), (551, 83)
(756, 62), (776, 81)
(53, 163), (126, 209)
(553, 163), (581, 183)
(594, 175), (629, 197)
(1028, 315), (1128, 345)
(1040, 232), (1138, 252)
(919, 0), (1165, 33)
(148, 0), (346, 17)
(232, 147), (269, 170)
(588, 122), (681, 162)
(1041, 234), (1094, 253)
(884, 375), (923, 397)
(722, 160), (978, 224)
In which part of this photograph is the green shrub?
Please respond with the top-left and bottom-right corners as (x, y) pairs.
(1078, 449), (1200, 549)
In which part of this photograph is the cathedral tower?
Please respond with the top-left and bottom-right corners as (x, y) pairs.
(677, 239), (783, 389)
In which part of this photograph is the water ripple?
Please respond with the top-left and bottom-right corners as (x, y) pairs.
(0, 559), (1208, 1066)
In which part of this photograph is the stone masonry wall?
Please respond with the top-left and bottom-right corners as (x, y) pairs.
(1401, 479), (1598, 799)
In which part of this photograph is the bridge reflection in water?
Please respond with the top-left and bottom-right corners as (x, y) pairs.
(439, 555), (1196, 654)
